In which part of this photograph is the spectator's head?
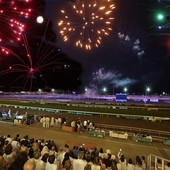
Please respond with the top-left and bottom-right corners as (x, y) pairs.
(48, 154), (55, 164)
(23, 158), (36, 170)
(41, 146), (49, 156)
(128, 158), (133, 164)
(142, 156), (145, 161)
(106, 149), (111, 155)
(11, 140), (20, 151)
(5, 144), (13, 155)
(41, 153), (49, 163)
(136, 156), (142, 166)
(28, 148), (34, 158)
(120, 155), (125, 162)
(157, 159), (161, 164)
(78, 149), (84, 160)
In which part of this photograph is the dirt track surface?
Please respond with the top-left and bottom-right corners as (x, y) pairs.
(0, 121), (170, 161)
(14, 108), (170, 131)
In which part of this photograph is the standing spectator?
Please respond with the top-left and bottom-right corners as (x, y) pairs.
(71, 120), (76, 132)
(50, 117), (55, 126)
(62, 152), (73, 170)
(135, 156), (142, 170)
(91, 156), (101, 170)
(127, 159), (134, 170)
(117, 149), (123, 160)
(58, 117), (62, 127)
(42, 117), (46, 128)
(156, 159), (162, 170)
(34, 114), (37, 123)
(119, 155), (127, 170)
(72, 148), (87, 170)
(98, 148), (105, 159)
(141, 156), (146, 170)
(45, 116), (50, 128)
(83, 120), (87, 131)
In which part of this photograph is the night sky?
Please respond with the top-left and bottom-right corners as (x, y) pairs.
(44, 0), (170, 94)
(0, 0), (170, 94)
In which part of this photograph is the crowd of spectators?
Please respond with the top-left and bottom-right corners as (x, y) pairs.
(1, 114), (170, 170)
(0, 133), (152, 170)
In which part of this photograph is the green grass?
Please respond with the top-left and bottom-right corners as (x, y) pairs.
(0, 100), (170, 117)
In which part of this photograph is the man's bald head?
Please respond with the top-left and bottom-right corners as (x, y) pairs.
(23, 158), (36, 170)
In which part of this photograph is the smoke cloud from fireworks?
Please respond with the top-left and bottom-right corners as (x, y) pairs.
(85, 68), (136, 95)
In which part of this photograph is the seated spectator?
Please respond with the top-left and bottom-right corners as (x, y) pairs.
(3, 144), (13, 167)
(35, 153), (49, 170)
(23, 158), (36, 170)
(8, 151), (28, 170)
(46, 154), (58, 170)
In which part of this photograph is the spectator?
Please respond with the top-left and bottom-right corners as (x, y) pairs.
(8, 151), (28, 170)
(156, 159), (162, 170)
(72, 148), (87, 170)
(165, 162), (170, 170)
(119, 155), (127, 170)
(46, 154), (58, 170)
(127, 158), (134, 170)
(135, 156), (142, 170)
(23, 158), (36, 170)
(62, 152), (72, 170)
(141, 156), (146, 170)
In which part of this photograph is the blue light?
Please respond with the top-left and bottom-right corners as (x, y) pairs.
(158, 25), (162, 29)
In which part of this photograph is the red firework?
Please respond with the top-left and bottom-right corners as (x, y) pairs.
(0, 0), (32, 54)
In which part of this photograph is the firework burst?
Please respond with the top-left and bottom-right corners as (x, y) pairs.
(58, 0), (115, 50)
(0, 0), (32, 54)
(0, 33), (62, 91)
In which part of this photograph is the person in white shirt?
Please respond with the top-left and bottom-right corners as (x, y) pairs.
(50, 117), (55, 126)
(45, 117), (50, 128)
(72, 149), (87, 170)
(134, 156), (142, 170)
(127, 159), (134, 170)
(45, 154), (58, 170)
(42, 117), (46, 128)
(119, 155), (127, 170)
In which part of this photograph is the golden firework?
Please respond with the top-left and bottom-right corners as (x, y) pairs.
(58, 0), (115, 50)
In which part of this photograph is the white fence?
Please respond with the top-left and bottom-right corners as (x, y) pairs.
(147, 154), (170, 170)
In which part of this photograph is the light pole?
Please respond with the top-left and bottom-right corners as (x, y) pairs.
(103, 87), (107, 95)
(124, 87), (128, 94)
(146, 87), (151, 95)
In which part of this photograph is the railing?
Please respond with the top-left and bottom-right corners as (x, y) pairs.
(147, 154), (170, 170)
(95, 123), (170, 142)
